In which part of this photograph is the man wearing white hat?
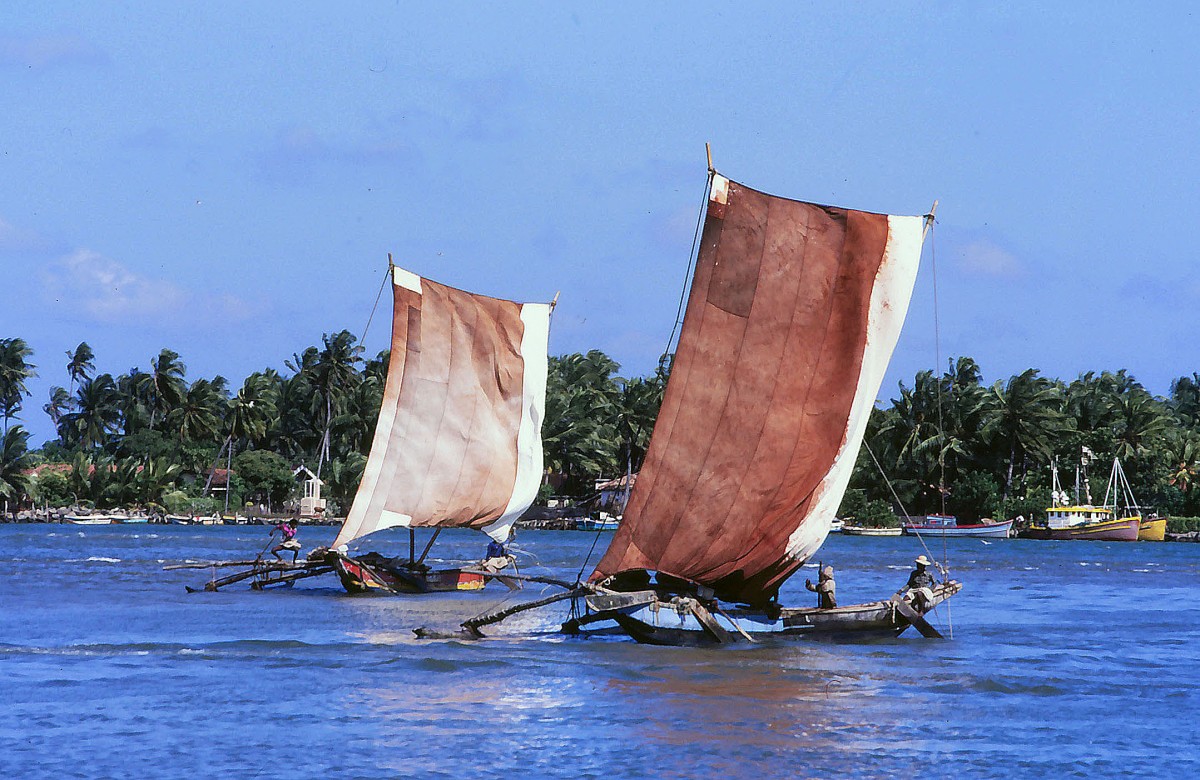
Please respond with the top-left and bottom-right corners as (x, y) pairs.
(899, 555), (937, 609)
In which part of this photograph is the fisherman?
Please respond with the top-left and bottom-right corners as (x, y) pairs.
(805, 565), (837, 608)
(481, 534), (513, 573)
(899, 554), (937, 609)
(270, 518), (302, 562)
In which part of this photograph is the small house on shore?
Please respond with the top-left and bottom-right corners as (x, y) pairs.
(293, 466), (327, 518)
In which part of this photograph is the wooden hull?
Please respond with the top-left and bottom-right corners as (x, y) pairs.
(841, 525), (902, 536)
(577, 582), (962, 645)
(903, 520), (1012, 538)
(1138, 517), (1167, 542)
(1021, 516), (1140, 541)
(65, 516), (111, 525)
(331, 553), (487, 595)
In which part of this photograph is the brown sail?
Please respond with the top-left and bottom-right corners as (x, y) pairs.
(332, 266), (550, 550)
(590, 174), (925, 606)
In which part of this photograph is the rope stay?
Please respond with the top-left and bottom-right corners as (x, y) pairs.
(359, 253), (393, 348)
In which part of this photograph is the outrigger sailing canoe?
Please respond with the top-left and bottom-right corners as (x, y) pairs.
(457, 159), (960, 645)
(326, 263), (553, 594)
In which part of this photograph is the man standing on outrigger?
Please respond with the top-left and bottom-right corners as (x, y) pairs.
(270, 518), (302, 562)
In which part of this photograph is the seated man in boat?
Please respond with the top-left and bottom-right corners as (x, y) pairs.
(480, 535), (514, 573)
(899, 555), (937, 609)
(805, 565), (837, 608)
(270, 518), (302, 562)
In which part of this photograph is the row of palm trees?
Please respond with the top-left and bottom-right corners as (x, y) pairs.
(852, 358), (1200, 522)
(4, 330), (1200, 522)
(0, 333), (383, 512)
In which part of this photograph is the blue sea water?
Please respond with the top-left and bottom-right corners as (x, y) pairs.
(1, 524), (1198, 779)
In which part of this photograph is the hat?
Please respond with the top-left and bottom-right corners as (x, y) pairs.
(820, 565), (834, 577)
(915, 555), (933, 566)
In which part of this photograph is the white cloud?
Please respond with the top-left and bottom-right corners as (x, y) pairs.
(0, 215), (50, 252)
(41, 249), (253, 326)
(958, 240), (1024, 278)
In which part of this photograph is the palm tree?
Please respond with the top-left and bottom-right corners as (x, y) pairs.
(543, 350), (622, 493)
(982, 369), (1071, 497)
(147, 349), (187, 430)
(1169, 373), (1200, 428)
(65, 342), (95, 397)
(167, 378), (225, 444)
(206, 374), (277, 510)
(0, 338), (37, 433)
(1113, 389), (1173, 464)
(0, 426), (34, 513)
(69, 374), (121, 450)
(43, 386), (72, 440)
(310, 330), (363, 476)
(133, 457), (182, 508)
(116, 368), (154, 437)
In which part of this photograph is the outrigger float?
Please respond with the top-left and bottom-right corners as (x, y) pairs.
(166, 556), (335, 592)
(421, 155), (962, 646)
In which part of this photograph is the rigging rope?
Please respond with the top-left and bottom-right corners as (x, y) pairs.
(663, 170), (714, 358)
(931, 215), (947, 518)
(359, 260), (392, 348)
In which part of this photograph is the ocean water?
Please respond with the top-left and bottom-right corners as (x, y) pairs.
(1, 524), (1198, 779)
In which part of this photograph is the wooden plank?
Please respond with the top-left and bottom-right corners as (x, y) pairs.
(456, 586), (590, 637)
(688, 600), (734, 644)
(890, 595), (944, 639)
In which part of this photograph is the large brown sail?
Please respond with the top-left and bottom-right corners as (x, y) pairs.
(591, 174), (924, 605)
(332, 266), (550, 549)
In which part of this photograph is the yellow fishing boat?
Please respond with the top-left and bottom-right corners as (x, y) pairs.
(1138, 516), (1167, 542)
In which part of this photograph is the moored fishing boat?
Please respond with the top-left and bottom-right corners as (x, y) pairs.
(577, 514), (620, 532)
(456, 156), (959, 644)
(1021, 514), (1140, 541)
(1023, 458), (1142, 542)
(65, 513), (112, 525)
(903, 514), (1012, 538)
(1138, 516), (1167, 542)
(841, 525), (903, 537)
(326, 261), (553, 595)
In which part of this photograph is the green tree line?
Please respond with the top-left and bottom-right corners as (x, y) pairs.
(4, 334), (1200, 523)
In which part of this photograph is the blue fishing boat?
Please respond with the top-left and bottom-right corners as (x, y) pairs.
(903, 514), (1012, 539)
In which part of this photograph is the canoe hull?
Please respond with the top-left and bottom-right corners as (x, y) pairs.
(577, 582), (962, 645)
(331, 552), (486, 595)
(1021, 516), (1140, 541)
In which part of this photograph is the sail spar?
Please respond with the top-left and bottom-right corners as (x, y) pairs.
(332, 266), (550, 549)
(591, 174), (925, 606)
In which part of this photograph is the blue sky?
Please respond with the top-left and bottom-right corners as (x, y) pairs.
(3, 3), (1199, 445)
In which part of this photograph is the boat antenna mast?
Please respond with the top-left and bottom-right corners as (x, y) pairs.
(1080, 446), (1094, 505)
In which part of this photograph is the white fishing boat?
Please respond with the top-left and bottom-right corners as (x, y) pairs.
(841, 524), (903, 537)
(577, 514), (620, 531)
(65, 514), (112, 525)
